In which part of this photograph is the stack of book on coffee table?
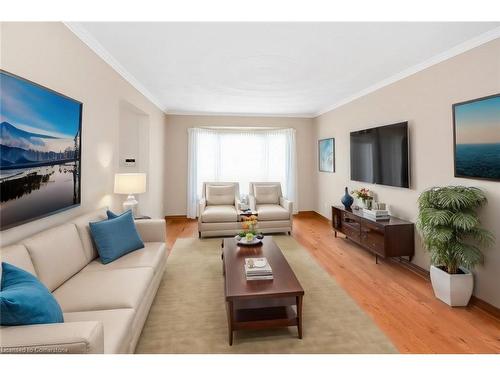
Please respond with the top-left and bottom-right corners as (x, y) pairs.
(244, 257), (273, 280)
(363, 208), (390, 221)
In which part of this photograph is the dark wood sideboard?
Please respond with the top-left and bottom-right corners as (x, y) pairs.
(331, 206), (415, 263)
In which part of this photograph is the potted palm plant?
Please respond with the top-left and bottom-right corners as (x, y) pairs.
(417, 186), (494, 306)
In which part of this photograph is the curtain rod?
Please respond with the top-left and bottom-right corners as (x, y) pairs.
(197, 126), (290, 130)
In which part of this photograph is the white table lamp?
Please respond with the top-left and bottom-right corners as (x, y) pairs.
(114, 173), (147, 216)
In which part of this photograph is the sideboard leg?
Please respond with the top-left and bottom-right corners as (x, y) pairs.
(375, 254), (378, 264)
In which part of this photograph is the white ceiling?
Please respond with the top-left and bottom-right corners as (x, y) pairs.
(69, 22), (500, 117)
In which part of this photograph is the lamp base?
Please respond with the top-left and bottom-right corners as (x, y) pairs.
(123, 194), (138, 217)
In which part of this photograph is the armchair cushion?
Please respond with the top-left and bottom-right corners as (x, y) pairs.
(256, 204), (291, 221)
(254, 185), (280, 204)
(201, 205), (238, 223)
(280, 197), (293, 213)
(206, 185), (235, 206)
(248, 195), (256, 211)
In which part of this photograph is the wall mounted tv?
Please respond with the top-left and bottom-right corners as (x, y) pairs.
(350, 122), (410, 188)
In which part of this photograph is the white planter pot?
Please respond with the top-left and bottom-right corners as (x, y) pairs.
(429, 265), (474, 307)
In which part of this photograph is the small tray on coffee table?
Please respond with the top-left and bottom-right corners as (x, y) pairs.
(236, 236), (263, 246)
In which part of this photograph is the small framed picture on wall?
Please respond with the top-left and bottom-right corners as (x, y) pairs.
(319, 138), (335, 173)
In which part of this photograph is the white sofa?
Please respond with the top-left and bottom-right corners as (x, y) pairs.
(0, 208), (166, 354)
(248, 182), (293, 235)
(198, 182), (241, 238)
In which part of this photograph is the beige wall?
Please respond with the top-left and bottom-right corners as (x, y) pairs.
(165, 115), (315, 215)
(314, 39), (500, 307)
(0, 22), (166, 246)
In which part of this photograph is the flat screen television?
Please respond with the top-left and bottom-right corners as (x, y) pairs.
(350, 122), (410, 188)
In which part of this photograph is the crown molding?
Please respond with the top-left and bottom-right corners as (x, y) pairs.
(166, 110), (315, 119)
(314, 26), (500, 117)
(64, 22), (167, 113)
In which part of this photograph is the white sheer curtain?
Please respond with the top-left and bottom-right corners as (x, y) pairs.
(187, 127), (298, 218)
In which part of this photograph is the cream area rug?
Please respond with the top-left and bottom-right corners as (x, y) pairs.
(135, 236), (397, 353)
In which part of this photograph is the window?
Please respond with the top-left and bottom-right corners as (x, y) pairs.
(187, 127), (297, 218)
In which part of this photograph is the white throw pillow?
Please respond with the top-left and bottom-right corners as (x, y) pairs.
(206, 185), (235, 206)
(255, 185), (280, 204)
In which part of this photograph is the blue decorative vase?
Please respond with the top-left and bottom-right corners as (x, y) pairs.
(341, 187), (354, 210)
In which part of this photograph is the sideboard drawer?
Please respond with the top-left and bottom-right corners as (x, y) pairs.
(343, 222), (361, 242)
(342, 211), (360, 223)
(361, 222), (385, 255)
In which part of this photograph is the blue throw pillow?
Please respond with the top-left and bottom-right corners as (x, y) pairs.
(90, 210), (144, 264)
(106, 209), (127, 219)
(0, 262), (64, 326)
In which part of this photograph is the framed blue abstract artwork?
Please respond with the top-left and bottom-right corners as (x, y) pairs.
(453, 93), (500, 181)
(319, 138), (335, 173)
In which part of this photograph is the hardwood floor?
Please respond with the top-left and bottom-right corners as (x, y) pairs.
(165, 212), (500, 354)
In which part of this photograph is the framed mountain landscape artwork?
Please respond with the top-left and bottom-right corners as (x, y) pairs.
(319, 137), (335, 172)
(0, 70), (82, 230)
(453, 93), (500, 181)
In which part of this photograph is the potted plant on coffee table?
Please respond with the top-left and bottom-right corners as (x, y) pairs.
(417, 186), (494, 306)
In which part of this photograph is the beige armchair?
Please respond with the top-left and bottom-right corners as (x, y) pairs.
(198, 182), (241, 238)
(248, 182), (293, 235)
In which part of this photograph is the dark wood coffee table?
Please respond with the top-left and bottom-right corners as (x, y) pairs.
(222, 236), (304, 345)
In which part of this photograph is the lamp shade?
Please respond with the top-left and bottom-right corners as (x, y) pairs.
(114, 173), (147, 194)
